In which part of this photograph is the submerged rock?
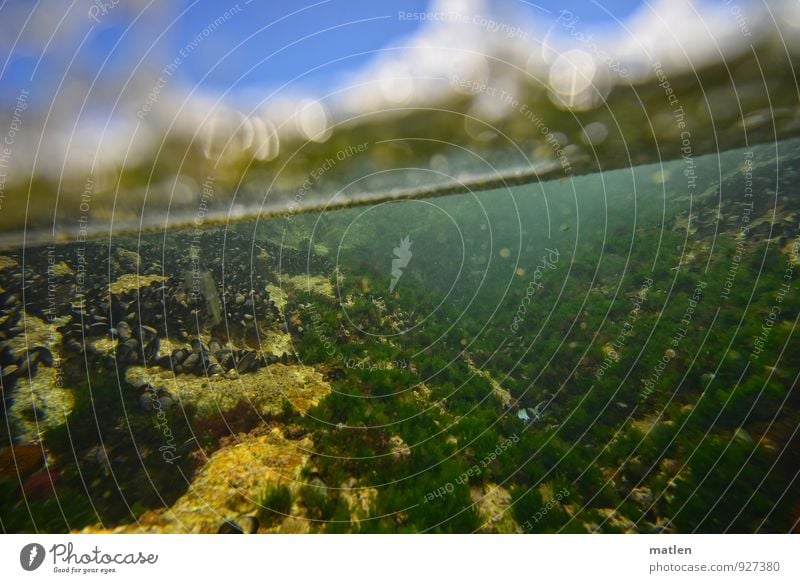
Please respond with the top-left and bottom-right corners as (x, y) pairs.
(223, 515), (260, 534)
(217, 520), (244, 534)
(125, 362), (331, 421)
(78, 429), (312, 533)
(108, 273), (167, 296)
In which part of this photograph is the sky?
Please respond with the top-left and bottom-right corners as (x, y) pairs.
(0, 0), (651, 104)
(164, 0), (644, 93)
(0, 0), (775, 183)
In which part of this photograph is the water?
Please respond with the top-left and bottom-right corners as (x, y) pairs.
(1, 135), (798, 533)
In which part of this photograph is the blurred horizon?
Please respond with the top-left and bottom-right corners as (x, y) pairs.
(1, 0), (798, 244)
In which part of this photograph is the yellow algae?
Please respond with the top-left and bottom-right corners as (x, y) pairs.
(272, 516), (312, 533)
(114, 248), (141, 271)
(88, 336), (117, 355)
(602, 342), (621, 362)
(780, 235), (800, 264)
(7, 313), (67, 359)
(255, 245), (270, 262)
(339, 477), (377, 528)
(265, 283), (288, 314)
(49, 261), (73, 277)
(267, 275), (335, 310)
(284, 274), (334, 299)
(0, 255), (17, 270)
(9, 365), (74, 443)
(258, 327), (294, 357)
(538, 482), (555, 502)
(463, 353), (512, 407)
(4, 313), (74, 442)
(125, 362), (331, 419)
(5, 313), (73, 442)
(108, 273), (167, 295)
(595, 508), (638, 533)
(79, 429), (313, 533)
(388, 434), (411, 459)
(470, 483), (518, 533)
(157, 336), (182, 355)
(631, 415), (663, 435)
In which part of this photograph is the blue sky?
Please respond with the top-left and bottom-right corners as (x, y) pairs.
(1, 0), (704, 106)
(163, 0), (646, 94)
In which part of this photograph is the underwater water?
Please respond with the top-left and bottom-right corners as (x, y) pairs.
(1, 136), (799, 534)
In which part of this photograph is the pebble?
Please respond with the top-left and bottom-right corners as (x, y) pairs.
(116, 322), (132, 340)
(217, 520), (244, 534)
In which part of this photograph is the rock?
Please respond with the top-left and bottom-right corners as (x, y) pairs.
(157, 392), (175, 410)
(117, 338), (141, 364)
(2, 294), (19, 308)
(65, 338), (83, 352)
(209, 337), (224, 353)
(113, 248), (141, 272)
(143, 337), (160, 362)
(236, 350), (257, 373)
(323, 368), (345, 381)
(217, 520), (244, 534)
(116, 322), (132, 340)
(16, 355), (35, 376)
(79, 422), (314, 533)
(139, 384), (173, 412)
(7, 352), (75, 441)
(89, 321), (108, 335)
(138, 325), (158, 343)
(215, 349), (234, 369)
(155, 354), (171, 368)
(1, 363), (19, 384)
(171, 349), (187, 365)
(139, 392), (155, 412)
(201, 354), (222, 375)
(237, 515), (259, 533)
(125, 354), (332, 421)
(183, 353), (200, 371)
(190, 338), (208, 355)
(139, 382), (155, 392)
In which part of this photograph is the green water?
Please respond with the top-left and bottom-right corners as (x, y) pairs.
(1, 138), (798, 533)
